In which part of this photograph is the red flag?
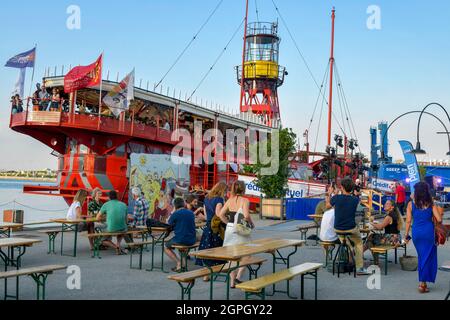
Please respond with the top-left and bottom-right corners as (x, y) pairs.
(64, 54), (102, 93)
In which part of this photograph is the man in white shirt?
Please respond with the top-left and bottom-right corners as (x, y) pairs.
(319, 208), (338, 242)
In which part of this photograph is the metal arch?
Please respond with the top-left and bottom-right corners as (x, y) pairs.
(416, 103), (450, 151)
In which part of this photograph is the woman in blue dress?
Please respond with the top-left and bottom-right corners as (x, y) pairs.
(195, 182), (228, 280)
(405, 182), (442, 293)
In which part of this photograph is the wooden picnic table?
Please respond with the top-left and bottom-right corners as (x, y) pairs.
(190, 238), (305, 300)
(0, 238), (42, 271)
(50, 217), (99, 257)
(0, 223), (24, 238)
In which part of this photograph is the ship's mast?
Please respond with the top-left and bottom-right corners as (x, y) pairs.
(327, 8), (336, 147)
(239, 0), (250, 110)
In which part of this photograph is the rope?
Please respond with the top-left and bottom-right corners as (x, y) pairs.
(187, 17), (245, 102)
(0, 200), (67, 212)
(154, 0), (224, 90)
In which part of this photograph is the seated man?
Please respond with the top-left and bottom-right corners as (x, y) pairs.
(319, 190), (339, 243)
(130, 187), (149, 227)
(96, 190), (129, 255)
(164, 198), (196, 272)
(185, 194), (205, 221)
(331, 177), (370, 275)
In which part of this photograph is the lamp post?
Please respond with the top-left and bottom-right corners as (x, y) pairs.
(411, 103), (450, 156)
(379, 110), (450, 161)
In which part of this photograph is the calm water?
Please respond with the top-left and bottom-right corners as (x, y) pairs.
(0, 179), (67, 224)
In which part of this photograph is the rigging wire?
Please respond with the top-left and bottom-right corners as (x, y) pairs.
(334, 64), (348, 138)
(270, 0), (329, 106)
(255, 0), (260, 22)
(154, 0), (224, 90)
(308, 61), (330, 133)
(334, 63), (362, 153)
(187, 17), (245, 102)
(0, 200), (67, 212)
(312, 68), (330, 160)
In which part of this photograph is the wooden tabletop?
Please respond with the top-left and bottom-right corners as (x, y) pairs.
(190, 238), (305, 262)
(0, 238), (42, 248)
(51, 218), (98, 224)
(0, 222), (24, 229)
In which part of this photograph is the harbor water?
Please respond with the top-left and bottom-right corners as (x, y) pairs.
(0, 179), (67, 225)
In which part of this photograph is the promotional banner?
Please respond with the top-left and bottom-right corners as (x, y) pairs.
(5, 47), (36, 68)
(369, 178), (396, 193)
(64, 54), (102, 93)
(103, 69), (134, 116)
(399, 140), (421, 190)
(239, 175), (326, 199)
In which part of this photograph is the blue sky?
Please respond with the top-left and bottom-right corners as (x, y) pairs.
(1, 0), (450, 169)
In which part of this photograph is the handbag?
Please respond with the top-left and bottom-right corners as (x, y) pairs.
(434, 218), (447, 246)
(211, 215), (226, 240)
(233, 209), (253, 237)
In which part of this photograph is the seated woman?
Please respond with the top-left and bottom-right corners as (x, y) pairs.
(364, 200), (404, 251)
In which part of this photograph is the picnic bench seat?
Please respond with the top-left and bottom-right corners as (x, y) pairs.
(369, 243), (407, 275)
(172, 242), (200, 272)
(38, 229), (61, 254)
(235, 262), (322, 300)
(0, 265), (66, 300)
(168, 256), (267, 300)
(125, 240), (155, 269)
(319, 240), (338, 268)
(296, 223), (320, 244)
(88, 230), (147, 259)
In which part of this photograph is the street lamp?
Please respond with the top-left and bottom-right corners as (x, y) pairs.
(411, 103), (450, 155)
(379, 110), (450, 161)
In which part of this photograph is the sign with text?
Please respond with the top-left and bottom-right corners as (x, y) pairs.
(238, 175), (326, 199)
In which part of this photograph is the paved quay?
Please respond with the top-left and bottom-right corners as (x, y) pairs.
(3, 216), (450, 300)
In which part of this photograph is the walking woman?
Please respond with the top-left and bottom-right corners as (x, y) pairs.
(218, 180), (254, 288)
(195, 182), (228, 280)
(405, 182), (442, 293)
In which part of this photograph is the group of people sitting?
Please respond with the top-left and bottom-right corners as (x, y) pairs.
(316, 177), (404, 275)
(316, 177), (444, 293)
(66, 181), (254, 287)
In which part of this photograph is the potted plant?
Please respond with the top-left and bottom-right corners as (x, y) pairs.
(244, 128), (297, 220)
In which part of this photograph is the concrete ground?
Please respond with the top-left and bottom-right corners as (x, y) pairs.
(3, 215), (450, 300)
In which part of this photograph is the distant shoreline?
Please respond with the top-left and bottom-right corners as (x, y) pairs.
(0, 176), (57, 183)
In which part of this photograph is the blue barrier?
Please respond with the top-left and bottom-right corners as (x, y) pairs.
(286, 198), (323, 221)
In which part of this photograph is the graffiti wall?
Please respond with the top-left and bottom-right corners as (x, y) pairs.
(129, 154), (190, 217)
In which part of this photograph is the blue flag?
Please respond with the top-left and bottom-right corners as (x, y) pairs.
(5, 47), (36, 68)
(399, 140), (421, 190)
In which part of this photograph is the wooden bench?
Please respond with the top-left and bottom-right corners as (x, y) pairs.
(168, 256), (267, 300)
(319, 241), (338, 268)
(0, 265), (66, 300)
(296, 222), (320, 244)
(125, 240), (155, 270)
(38, 229), (61, 254)
(87, 230), (146, 259)
(171, 242), (200, 272)
(236, 262), (322, 300)
(370, 243), (407, 275)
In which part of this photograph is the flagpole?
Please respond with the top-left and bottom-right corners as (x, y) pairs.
(98, 52), (103, 130)
(28, 44), (37, 101)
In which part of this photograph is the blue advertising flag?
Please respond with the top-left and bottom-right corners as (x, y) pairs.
(399, 140), (421, 190)
(5, 48), (36, 68)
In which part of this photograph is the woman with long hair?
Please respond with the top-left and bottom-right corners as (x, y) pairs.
(218, 180), (254, 288)
(67, 189), (88, 220)
(195, 182), (228, 280)
(365, 200), (404, 252)
(405, 182), (442, 293)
